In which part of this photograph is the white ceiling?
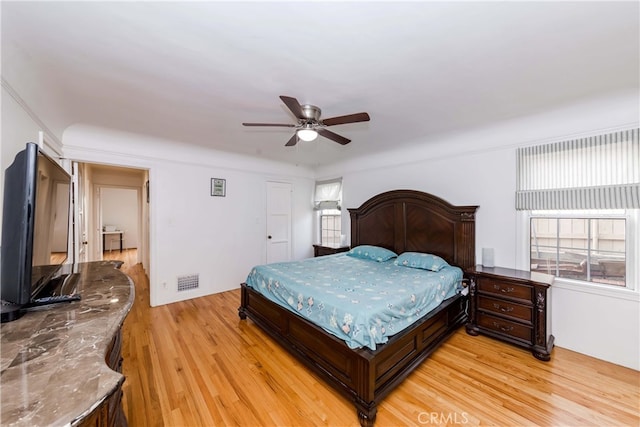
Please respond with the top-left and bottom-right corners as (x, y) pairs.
(2, 1), (638, 168)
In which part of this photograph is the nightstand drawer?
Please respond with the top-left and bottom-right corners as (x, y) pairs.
(477, 312), (532, 342)
(478, 295), (533, 324)
(477, 277), (532, 302)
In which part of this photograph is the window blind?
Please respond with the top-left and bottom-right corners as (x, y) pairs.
(314, 178), (342, 210)
(516, 128), (639, 210)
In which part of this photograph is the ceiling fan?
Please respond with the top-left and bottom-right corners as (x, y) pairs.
(242, 95), (370, 146)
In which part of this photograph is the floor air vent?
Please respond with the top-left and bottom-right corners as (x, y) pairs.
(177, 274), (199, 291)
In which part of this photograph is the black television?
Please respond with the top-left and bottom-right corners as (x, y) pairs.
(1, 142), (79, 322)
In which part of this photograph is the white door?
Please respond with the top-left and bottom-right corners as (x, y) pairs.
(266, 181), (292, 264)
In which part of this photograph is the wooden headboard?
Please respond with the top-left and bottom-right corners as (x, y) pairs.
(348, 190), (478, 270)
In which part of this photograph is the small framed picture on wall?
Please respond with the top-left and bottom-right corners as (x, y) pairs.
(211, 178), (226, 197)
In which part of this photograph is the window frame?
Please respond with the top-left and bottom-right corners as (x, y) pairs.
(517, 209), (639, 299)
(313, 177), (343, 247)
(318, 208), (342, 246)
(530, 210), (628, 285)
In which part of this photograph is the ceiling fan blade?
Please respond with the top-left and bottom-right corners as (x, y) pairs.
(285, 134), (298, 147)
(317, 128), (351, 145)
(322, 112), (370, 126)
(242, 122), (296, 127)
(279, 96), (305, 120)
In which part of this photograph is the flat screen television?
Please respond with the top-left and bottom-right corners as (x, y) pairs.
(1, 142), (79, 322)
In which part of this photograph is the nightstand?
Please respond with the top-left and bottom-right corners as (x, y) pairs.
(465, 266), (554, 361)
(313, 244), (350, 257)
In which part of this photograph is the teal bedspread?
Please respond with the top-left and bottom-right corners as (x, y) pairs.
(245, 253), (463, 350)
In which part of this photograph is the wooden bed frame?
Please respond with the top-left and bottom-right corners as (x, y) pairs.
(239, 190), (478, 426)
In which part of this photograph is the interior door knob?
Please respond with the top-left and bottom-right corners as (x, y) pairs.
(267, 235), (272, 239)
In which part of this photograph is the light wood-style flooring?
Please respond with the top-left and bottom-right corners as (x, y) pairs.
(106, 252), (640, 426)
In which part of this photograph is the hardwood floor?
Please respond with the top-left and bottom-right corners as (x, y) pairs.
(110, 257), (639, 426)
(103, 248), (139, 270)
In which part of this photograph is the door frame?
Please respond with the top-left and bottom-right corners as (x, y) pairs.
(265, 180), (293, 264)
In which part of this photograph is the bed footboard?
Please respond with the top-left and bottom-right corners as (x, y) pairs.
(239, 282), (468, 426)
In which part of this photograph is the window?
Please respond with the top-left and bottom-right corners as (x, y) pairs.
(517, 128), (638, 290)
(530, 212), (626, 286)
(320, 209), (341, 246)
(314, 178), (342, 246)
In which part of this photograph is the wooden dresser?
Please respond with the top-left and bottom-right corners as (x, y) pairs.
(79, 328), (127, 426)
(465, 265), (554, 361)
(0, 261), (134, 426)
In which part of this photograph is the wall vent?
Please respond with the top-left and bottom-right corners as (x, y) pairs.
(177, 274), (199, 292)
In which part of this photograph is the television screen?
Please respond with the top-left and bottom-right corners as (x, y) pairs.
(1, 142), (71, 312)
(30, 149), (71, 298)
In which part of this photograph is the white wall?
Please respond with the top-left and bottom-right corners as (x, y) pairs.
(101, 187), (139, 250)
(317, 91), (640, 370)
(62, 125), (315, 307)
(1, 83), (65, 250)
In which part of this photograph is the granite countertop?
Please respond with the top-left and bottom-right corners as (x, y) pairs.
(1, 261), (134, 426)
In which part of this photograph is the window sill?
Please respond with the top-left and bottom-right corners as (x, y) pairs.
(552, 278), (640, 302)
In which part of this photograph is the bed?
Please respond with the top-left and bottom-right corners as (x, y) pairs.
(238, 190), (478, 426)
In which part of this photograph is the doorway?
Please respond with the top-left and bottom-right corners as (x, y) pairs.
(72, 162), (149, 274)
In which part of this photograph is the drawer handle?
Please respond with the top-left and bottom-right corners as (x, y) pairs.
(494, 284), (515, 293)
(492, 303), (514, 313)
(492, 321), (514, 332)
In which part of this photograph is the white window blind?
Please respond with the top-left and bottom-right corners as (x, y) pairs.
(314, 178), (342, 210)
(516, 128), (639, 210)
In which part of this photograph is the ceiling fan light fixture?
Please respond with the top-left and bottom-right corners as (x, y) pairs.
(297, 128), (318, 142)
(243, 95), (368, 146)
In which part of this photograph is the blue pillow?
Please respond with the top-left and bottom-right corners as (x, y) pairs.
(346, 245), (397, 262)
(394, 252), (449, 272)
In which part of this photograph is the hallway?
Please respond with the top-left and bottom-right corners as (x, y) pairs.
(102, 248), (138, 270)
